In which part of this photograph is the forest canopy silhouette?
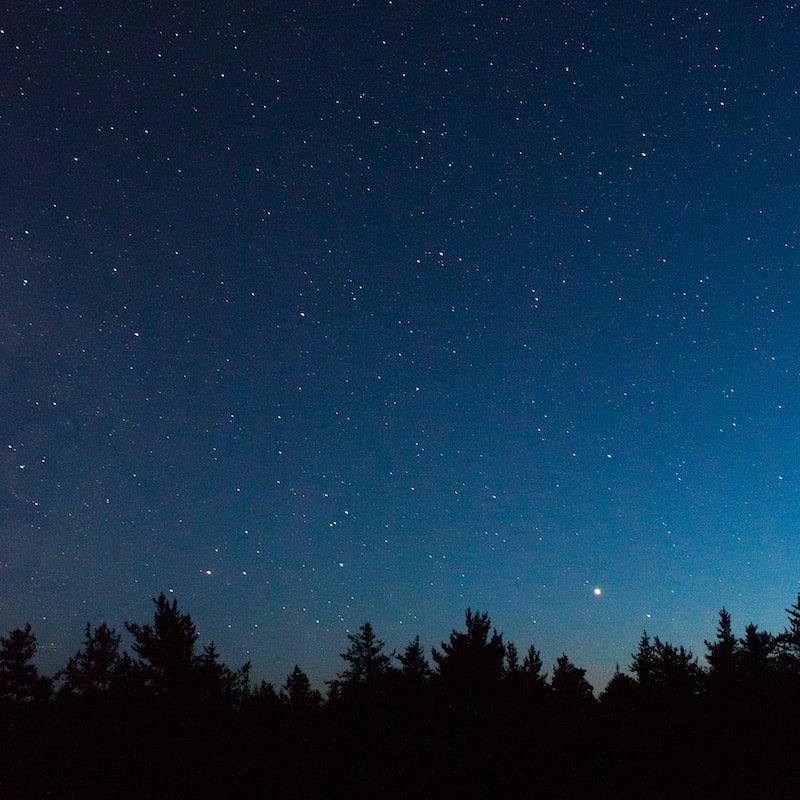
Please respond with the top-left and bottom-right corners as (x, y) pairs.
(3, 592), (800, 798)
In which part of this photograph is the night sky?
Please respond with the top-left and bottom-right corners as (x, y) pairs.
(3, 1), (800, 691)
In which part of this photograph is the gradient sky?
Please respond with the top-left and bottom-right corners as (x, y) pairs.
(3, 1), (800, 691)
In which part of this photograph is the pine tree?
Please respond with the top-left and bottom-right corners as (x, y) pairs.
(503, 641), (548, 712)
(521, 645), (546, 685)
(58, 621), (131, 698)
(333, 622), (392, 698)
(125, 593), (198, 696)
(0, 624), (51, 703)
(281, 665), (322, 711)
(505, 641), (520, 676)
(432, 608), (506, 694)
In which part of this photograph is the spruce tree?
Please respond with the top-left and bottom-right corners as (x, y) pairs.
(397, 635), (431, 683)
(629, 631), (656, 691)
(704, 607), (739, 693)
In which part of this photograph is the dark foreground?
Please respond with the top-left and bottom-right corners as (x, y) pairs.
(3, 597), (800, 798)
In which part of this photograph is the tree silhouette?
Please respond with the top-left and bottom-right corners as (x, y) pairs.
(704, 607), (739, 694)
(505, 641), (520, 676)
(10, 589), (800, 798)
(652, 638), (701, 700)
(432, 608), (506, 696)
(630, 631), (701, 702)
(196, 641), (246, 705)
(0, 624), (50, 703)
(776, 593), (800, 679)
(739, 622), (775, 692)
(336, 622), (391, 688)
(328, 622), (393, 708)
(502, 641), (547, 710)
(281, 665), (322, 711)
(598, 664), (637, 712)
(397, 635), (431, 684)
(58, 621), (131, 698)
(248, 678), (280, 713)
(551, 653), (594, 709)
(521, 645), (548, 689)
(629, 631), (656, 692)
(125, 593), (198, 696)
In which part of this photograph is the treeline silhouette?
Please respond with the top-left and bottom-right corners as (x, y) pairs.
(3, 595), (800, 798)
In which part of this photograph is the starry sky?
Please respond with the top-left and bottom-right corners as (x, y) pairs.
(3, 1), (800, 691)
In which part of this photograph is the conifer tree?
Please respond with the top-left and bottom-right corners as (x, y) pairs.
(0, 624), (51, 702)
(432, 608), (506, 693)
(125, 593), (198, 696)
(397, 635), (431, 683)
(520, 644), (549, 704)
(281, 665), (322, 711)
(197, 641), (237, 703)
(551, 654), (594, 708)
(739, 622), (775, 691)
(629, 631), (656, 691)
(705, 607), (739, 693)
(521, 644), (547, 686)
(652, 638), (701, 699)
(598, 664), (637, 711)
(250, 679), (280, 712)
(332, 622), (392, 699)
(505, 641), (520, 676)
(58, 621), (131, 698)
(777, 593), (800, 677)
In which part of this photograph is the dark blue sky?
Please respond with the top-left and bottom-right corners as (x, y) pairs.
(3, 0), (800, 690)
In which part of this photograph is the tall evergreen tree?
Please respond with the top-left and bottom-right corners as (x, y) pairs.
(739, 622), (775, 691)
(505, 641), (520, 676)
(249, 679), (280, 713)
(0, 624), (51, 702)
(58, 621), (131, 698)
(504, 642), (548, 713)
(281, 665), (322, 711)
(551, 654), (594, 709)
(705, 607), (739, 693)
(397, 635), (431, 684)
(521, 645), (547, 687)
(519, 644), (549, 707)
(125, 593), (198, 696)
(196, 641), (240, 704)
(333, 622), (392, 697)
(598, 664), (638, 712)
(432, 608), (506, 698)
(629, 631), (656, 691)
(652, 638), (701, 699)
(777, 593), (800, 678)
